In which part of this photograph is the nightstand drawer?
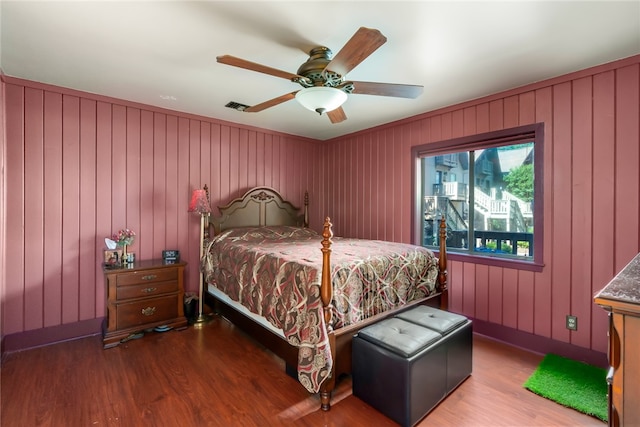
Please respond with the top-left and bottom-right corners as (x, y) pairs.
(116, 294), (179, 329)
(116, 281), (178, 300)
(116, 268), (177, 287)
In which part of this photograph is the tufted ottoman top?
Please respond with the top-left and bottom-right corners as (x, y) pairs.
(396, 305), (468, 335)
(356, 317), (442, 358)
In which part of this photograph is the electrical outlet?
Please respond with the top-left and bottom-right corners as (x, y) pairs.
(566, 315), (578, 331)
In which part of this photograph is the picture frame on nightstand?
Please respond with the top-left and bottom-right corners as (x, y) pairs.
(103, 248), (123, 265)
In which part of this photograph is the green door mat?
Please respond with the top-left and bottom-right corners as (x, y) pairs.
(524, 353), (607, 422)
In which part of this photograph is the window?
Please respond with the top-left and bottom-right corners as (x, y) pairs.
(412, 124), (544, 271)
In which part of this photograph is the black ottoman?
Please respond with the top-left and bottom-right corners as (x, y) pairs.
(352, 317), (448, 427)
(396, 305), (473, 392)
(352, 308), (472, 427)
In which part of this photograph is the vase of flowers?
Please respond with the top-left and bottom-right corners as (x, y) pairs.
(112, 229), (135, 262)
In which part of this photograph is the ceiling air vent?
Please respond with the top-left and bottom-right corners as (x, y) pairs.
(225, 101), (249, 112)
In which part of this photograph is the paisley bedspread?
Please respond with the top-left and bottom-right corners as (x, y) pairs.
(201, 226), (439, 394)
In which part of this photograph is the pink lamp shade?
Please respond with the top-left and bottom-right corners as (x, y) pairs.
(188, 189), (211, 214)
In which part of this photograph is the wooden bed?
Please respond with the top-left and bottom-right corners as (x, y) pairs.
(201, 186), (448, 411)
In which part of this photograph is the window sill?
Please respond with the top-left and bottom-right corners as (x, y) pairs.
(435, 250), (544, 272)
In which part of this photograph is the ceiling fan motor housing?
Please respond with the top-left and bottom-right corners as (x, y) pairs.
(296, 47), (349, 91)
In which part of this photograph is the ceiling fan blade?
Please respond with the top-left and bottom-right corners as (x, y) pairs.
(350, 81), (424, 99)
(244, 91), (298, 113)
(324, 27), (387, 77)
(327, 107), (347, 124)
(217, 55), (303, 81)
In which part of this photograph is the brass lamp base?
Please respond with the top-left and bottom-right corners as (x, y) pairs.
(191, 312), (215, 328)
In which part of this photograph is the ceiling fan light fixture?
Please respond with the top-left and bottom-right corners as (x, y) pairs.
(295, 86), (347, 115)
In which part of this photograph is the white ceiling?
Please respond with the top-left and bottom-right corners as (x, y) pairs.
(2, 1), (639, 140)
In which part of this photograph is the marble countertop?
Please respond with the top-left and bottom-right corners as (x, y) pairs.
(595, 252), (640, 305)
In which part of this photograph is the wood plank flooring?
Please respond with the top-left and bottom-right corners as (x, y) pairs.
(1, 314), (604, 426)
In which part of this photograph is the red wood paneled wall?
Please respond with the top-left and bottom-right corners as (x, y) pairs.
(1, 78), (320, 336)
(320, 56), (640, 354)
(2, 56), (638, 356)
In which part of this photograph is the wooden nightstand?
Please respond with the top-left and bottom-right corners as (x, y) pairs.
(103, 259), (188, 348)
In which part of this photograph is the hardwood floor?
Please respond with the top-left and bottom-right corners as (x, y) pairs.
(1, 314), (604, 427)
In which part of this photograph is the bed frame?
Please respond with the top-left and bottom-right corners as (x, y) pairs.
(202, 186), (448, 410)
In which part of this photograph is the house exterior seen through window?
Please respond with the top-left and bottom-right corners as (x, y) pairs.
(412, 124), (544, 271)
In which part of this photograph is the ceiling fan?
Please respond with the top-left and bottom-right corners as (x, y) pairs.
(217, 27), (423, 124)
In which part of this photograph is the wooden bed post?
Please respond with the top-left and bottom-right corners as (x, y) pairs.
(320, 217), (333, 332)
(439, 215), (448, 310)
(319, 217), (334, 411)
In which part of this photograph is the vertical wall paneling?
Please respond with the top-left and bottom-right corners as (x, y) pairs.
(187, 118), (202, 291)
(550, 82), (572, 342)
(362, 136), (372, 238)
(591, 71), (617, 353)
(79, 98), (97, 321)
(111, 106), (127, 232)
(474, 264), (489, 321)
(139, 110), (155, 262)
(570, 76), (594, 348)
(262, 134), (272, 189)
(488, 99), (504, 131)
(476, 103), (489, 134)
(533, 86), (553, 339)
(517, 270), (535, 334)
(165, 115), (179, 248)
(614, 64), (640, 271)
(61, 95), (80, 325)
(237, 129), (248, 191)
(502, 268), (518, 329)
(255, 132), (264, 186)
(127, 110), (141, 256)
(177, 118), (191, 284)
(462, 106), (476, 137)
(503, 95), (519, 128)
(5, 84), (26, 334)
(43, 91), (63, 328)
(152, 113), (167, 258)
(209, 123), (221, 201)
(462, 261), (476, 318)
(449, 261), (464, 314)
(199, 122), (212, 193)
(24, 88), (45, 330)
(95, 102), (113, 318)
(228, 127), (240, 197)
(272, 136), (282, 198)
(488, 266), (503, 325)
(218, 125), (230, 206)
(248, 131), (258, 189)
(519, 92), (536, 125)
(125, 108), (141, 265)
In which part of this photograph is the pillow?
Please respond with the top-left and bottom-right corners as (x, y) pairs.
(217, 225), (319, 242)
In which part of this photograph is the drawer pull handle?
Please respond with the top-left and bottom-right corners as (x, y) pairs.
(141, 307), (156, 316)
(142, 287), (157, 293)
(141, 275), (157, 281)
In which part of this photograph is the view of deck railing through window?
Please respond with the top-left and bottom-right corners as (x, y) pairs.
(413, 124), (543, 269)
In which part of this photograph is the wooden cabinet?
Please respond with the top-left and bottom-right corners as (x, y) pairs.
(594, 253), (640, 427)
(103, 260), (188, 348)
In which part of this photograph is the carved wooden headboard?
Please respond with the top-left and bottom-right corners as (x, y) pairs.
(208, 187), (309, 235)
